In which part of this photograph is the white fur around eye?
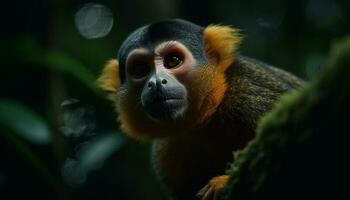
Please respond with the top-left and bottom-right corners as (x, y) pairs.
(154, 41), (196, 74)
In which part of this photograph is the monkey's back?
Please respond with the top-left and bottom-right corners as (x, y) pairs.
(220, 56), (304, 129)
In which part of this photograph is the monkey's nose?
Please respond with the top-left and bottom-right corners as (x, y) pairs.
(147, 81), (154, 88)
(147, 77), (168, 90)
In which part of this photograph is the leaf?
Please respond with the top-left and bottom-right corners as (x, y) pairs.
(0, 99), (51, 145)
(78, 132), (125, 173)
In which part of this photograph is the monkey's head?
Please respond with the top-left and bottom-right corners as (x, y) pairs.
(98, 19), (241, 139)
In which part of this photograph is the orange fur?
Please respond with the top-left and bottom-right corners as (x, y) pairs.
(203, 25), (242, 72)
(197, 175), (229, 199)
(97, 59), (120, 102)
(189, 25), (241, 124)
(186, 66), (227, 125)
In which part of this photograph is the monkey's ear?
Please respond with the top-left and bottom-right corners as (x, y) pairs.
(97, 59), (120, 100)
(203, 25), (242, 71)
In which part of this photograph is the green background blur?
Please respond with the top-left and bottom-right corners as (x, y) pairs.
(0, 0), (349, 199)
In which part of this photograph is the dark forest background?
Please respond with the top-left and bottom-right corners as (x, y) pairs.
(0, 0), (349, 199)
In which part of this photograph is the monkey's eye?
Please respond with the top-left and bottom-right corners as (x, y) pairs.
(164, 53), (183, 69)
(129, 62), (150, 79)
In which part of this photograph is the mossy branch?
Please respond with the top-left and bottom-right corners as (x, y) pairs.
(224, 36), (350, 199)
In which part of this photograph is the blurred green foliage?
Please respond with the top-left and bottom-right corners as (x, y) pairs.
(0, 0), (349, 200)
(0, 99), (51, 144)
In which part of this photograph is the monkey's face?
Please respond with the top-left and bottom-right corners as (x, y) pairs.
(116, 40), (212, 137)
(126, 41), (193, 121)
(98, 19), (241, 138)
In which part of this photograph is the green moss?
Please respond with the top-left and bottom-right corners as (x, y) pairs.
(225, 35), (350, 199)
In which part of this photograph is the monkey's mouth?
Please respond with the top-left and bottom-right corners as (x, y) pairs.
(142, 96), (187, 121)
(160, 98), (186, 109)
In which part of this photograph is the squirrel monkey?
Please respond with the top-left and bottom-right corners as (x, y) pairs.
(98, 19), (303, 200)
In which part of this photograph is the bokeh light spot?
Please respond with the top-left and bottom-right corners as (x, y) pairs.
(75, 3), (114, 39)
